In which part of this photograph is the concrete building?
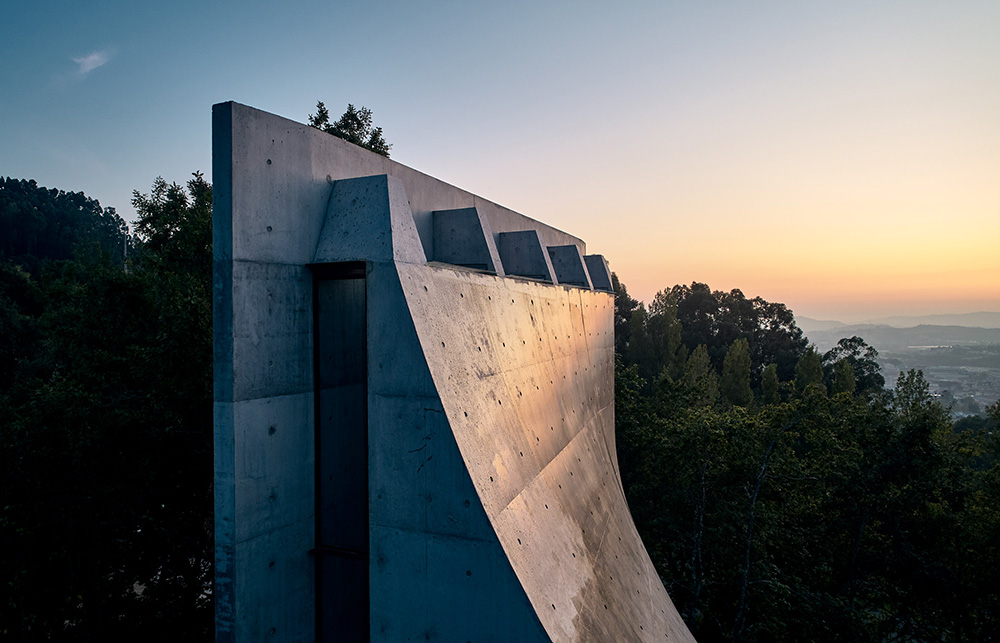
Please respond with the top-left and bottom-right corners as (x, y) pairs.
(213, 102), (695, 642)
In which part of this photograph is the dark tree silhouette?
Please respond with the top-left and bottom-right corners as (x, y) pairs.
(308, 101), (392, 157)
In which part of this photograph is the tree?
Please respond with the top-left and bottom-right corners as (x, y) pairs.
(831, 359), (856, 396)
(0, 175), (213, 640)
(794, 347), (825, 395)
(664, 282), (807, 383)
(822, 336), (884, 395)
(761, 364), (780, 404)
(0, 177), (131, 271)
(132, 172), (212, 273)
(720, 338), (753, 407)
(746, 296), (807, 384)
(0, 262), (42, 392)
(309, 101), (392, 157)
(612, 271), (639, 357)
(612, 274), (1000, 641)
(628, 289), (686, 385)
(648, 290), (686, 377)
(684, 344), (719, 408)
(672, 282), (720, 364)
(988, 400), (1000, 423)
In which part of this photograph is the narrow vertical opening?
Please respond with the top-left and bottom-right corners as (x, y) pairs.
(312, 261), (368, 642)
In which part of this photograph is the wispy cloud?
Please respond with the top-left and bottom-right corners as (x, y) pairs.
(73, 50), (112, 76)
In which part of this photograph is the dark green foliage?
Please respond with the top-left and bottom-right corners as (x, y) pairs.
(0, 176), (212, 640)
(132, 172), (212, 272)
(309, 101), (392, 157)
(612, 272), (639, 358)
(761, 364), (780, 405)
(794, 346), (824, 395)
(0, 262), (43, 392)
(668, 283), (807, 383)
(684, 345), (719, 408)
(0, 177), (132, 272)
(953, 413), (998, 434)
(615, 275), (1000, 642)
(720, 338), (752, 407)
(615, 280), (809, 393)
(822, 335), (885, 395)
(830, 358), (856, 395)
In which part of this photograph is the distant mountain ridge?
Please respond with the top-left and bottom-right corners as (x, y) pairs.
(866, 312), (1000, 329)
(796, 317), (846, 332)
(798, 312), (1000, 332)
(803, 323), (1000, 354)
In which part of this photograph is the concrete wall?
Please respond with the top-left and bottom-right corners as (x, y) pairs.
(214, 101), (693, 642)
(398, 264), (691, 641)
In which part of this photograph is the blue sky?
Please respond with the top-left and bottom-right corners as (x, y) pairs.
(2, 1), (998, 321)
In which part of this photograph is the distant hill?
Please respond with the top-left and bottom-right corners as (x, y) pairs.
(796, 317), (847, 333)
(798, 312), (1000, 332)
(866, 312), (1000, 329)
(805, 324), (1000, 354)
(805, 323), (1000, 411)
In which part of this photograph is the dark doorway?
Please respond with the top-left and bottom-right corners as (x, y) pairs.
(313, 262), (368, 642)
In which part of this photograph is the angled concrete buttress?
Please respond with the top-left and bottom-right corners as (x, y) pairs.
(213, 101), (696, 643)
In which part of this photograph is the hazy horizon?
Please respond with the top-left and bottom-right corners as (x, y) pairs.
(2, 1), (997, 320)
(796, 310), (1000, 329)
(650, 293), (1000, 329)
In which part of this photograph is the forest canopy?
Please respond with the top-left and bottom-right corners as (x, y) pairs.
(1, 175), (997, 641)
(0, 177), (131, 272)
(1, 175), (213, 640)
(614, 275), (1000, 642)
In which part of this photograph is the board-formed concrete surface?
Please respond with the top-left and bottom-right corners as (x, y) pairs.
(214, 101), (695, 642)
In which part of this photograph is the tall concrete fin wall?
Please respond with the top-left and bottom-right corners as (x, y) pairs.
(214, 101), (695, 642)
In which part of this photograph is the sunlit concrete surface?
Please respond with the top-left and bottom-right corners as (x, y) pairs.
(213, 101), (694, 642)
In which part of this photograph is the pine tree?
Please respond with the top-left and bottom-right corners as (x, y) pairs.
(684, 344), (718, 407)
(720, 338), (753, 406)
(761, 363), (780, 404)
(308, 101), (392, 157)
(794, 347), (825, 395)
(831, 359), (856, 396)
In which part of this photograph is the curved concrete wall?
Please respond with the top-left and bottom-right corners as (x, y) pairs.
(214, 101), (695, 642)
(398, 264), (692, 642)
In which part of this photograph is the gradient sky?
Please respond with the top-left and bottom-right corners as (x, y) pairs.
(2, 1), (997, 322)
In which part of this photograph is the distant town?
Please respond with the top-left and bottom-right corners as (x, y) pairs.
(800, 313), (1000, 416)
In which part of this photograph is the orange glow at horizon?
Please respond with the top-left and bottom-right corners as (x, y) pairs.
(580, 186), (1000, 323)
(602, 228), (999, 322)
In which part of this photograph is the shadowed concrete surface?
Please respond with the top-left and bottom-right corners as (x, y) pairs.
(214, 101), (695, 642)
